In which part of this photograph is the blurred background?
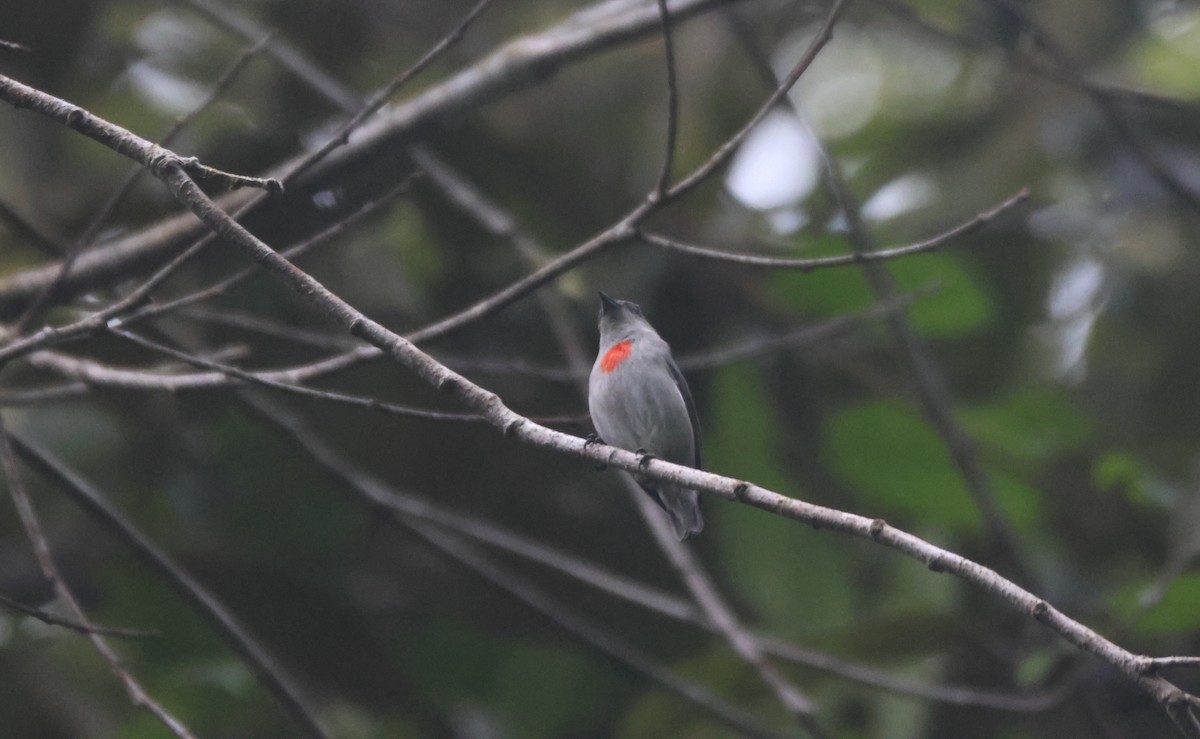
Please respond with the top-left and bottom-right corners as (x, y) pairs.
(2, 0), (1200, 736)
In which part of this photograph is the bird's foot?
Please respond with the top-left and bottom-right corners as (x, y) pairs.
(585, 433), (607, 470)
(636, 448), (657, 473)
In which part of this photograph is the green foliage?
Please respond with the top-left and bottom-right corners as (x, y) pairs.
(767, 252), (992, 338)
(1093, 452), (1158, 509)
(398, 620), (627, 737)
(960, 388), (1091, 465)
(707, 362), (855, 639)
(1130, 574), (1200, 636)
(1125, 8), (1200, 98)
(824, 400), (982, 530)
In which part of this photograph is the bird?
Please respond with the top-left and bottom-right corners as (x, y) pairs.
(588, 292), (704, 540)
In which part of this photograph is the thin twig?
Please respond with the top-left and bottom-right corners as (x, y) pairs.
(630, 483), (829, 735)
(0, 38), (32, 55)
(108, 327), (485, 422)
(0, 199), (65, 257)
(0, 591), (157, 638)
(0, 382), (90, 406)
(0, 418), (194, 738)
(665, 0), (849, 202)
(653, 0), (680, 196)
(176, 0), (359, 112)
(0, 180), (408, 368)
(28, 343), (380, 392)
(0, 75), (280, 192)
(177, 307), (361, 351)
(640, 188), (1029, 269)
(9, 432), (331, 739)
(285, 0), (495, 183)
(438, 289), (925, 382)
(12, 36), (272, 336)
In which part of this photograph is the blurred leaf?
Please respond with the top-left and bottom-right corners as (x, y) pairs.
(386, 201), (442, 284)
(1014, 649), (1057, 688)
(707, 363), (854, 639)
(1093, 452), (1157, 509)
(1126, 8), (1200, 99)
(823, 400), (981, 530)
(1127, 573), (1200, 635)
(961, 388), (1092, 465)
(989, 468), (1042, 531)
(767, 252), (991, 338)
(617, 646), (786, 739)
(398, 620), (625, 737)
(892, 254), (992, 337)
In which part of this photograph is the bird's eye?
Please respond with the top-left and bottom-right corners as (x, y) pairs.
(628, 305), (642, 316)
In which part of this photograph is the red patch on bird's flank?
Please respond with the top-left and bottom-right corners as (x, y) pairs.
(600, 340), (633, 373)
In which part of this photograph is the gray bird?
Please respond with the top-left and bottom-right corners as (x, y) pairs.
(588, 292), (704, 540)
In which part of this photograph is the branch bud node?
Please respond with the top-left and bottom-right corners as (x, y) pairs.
(869, 518), (887, 540)
(503, 417), (525, 437)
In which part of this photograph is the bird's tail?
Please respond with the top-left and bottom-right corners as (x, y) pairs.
(659, 486), (704, 541)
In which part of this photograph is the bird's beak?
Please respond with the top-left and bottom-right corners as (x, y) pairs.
(599, 291), (620, 313)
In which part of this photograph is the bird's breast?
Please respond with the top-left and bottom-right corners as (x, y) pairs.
(599, 340), (633, 373)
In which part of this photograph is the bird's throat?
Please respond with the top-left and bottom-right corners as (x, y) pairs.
(600, 340), (633, 373)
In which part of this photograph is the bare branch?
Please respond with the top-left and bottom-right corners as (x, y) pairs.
(0, 591), (157, 638)
(0, 199), (65, 257)
(177, 0), (357, 111)
(28, 343), (380, 392)
(0, 382), (90, 406)
(285, 0), (496, 184)
(0, 38), (32, 55)
(107, 328), (486, 422)
(653, 0), (681, 196)
(640, 188), (1029, 269)
(0, 75), (280, 192)
(9, 432), (331, 739)
(13, 36), (272, 335)
(0, 180), (408, 369)
(629, 483), (828, 734)
(665, 0), (850, 202)
(434, 287), (925, 383)
(0, 418), (195, 738)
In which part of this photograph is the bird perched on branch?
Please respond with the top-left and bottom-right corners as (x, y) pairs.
(588, 292), (703, 540)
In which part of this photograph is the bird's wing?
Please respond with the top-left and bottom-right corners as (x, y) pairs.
(665, 356), (702, 469)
